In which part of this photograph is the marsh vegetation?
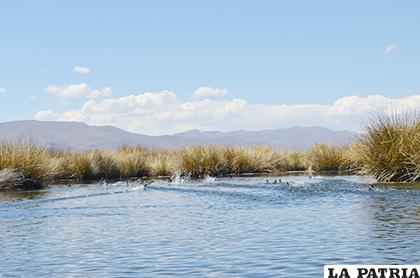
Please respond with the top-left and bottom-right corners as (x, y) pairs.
(0, 114), (419, 190)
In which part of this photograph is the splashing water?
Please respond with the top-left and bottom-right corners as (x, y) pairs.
(170, 172), (191, 185)
(203, 176), (217, 184)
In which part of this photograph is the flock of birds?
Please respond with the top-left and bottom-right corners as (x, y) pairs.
(76, 177), (295, 189)
(86, 177), (295, 189)
(66, 175), (376, 191)
(266, 179), (290, 185)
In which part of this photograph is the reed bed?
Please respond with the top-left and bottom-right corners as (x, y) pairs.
(0, 113), (419, 190)
(0, 144), (319, 189)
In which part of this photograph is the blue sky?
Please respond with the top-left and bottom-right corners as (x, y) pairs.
(0, 1), (419, 134)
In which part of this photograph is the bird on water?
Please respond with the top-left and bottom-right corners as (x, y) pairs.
(142, 180), (153, 189)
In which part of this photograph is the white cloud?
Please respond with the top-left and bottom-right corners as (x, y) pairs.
(384, 43), (398, 54)
(0, 87), (6, 93)
(45, 83), (112, 99)
(193, 86), (228, 98)
(72, 66), (91, 74)
(34, 89), (420, 135)
(35, 110), (59, 120)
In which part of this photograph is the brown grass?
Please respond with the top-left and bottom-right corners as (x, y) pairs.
(1, 114), (419, 190)
(354, 113), (420, 182)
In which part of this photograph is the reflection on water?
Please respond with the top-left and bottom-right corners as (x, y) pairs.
(0, 189), (50, 201)
(0, 176), (419, 277)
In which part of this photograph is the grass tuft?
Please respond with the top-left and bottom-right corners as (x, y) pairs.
(0, 142), (57, 186)
(355, 113), (420, 182)
(279, 151), (308, 171)
(307, 144), (346, 172)
(114, 147), (151, 178)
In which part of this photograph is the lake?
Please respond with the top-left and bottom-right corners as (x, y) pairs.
(0, 175), (419, 277)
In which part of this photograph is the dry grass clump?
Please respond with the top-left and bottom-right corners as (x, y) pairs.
(307, 144), (347, 172)
(174, 147), (202, 178)
(341, 143), (366, 172)
(59, 147), (152, 180)
(404, 122), (420, 181)
(58, 152), (94, 180)
(175, 146), (228, 178)
(201, 147), (229, 177)
(224, 146), (281, 175)
(252, 146), (285, 172)
(149, 150), (174, 177)
(175, 146), (286, 178)
(0, 143), (57, 187)
(114, 147), (151, 178)
(280, 151), (308, 171)
(88, 151), (119, 179)
(355, 114), (420, 182)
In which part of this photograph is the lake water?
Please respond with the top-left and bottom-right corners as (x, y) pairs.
(0, 176), (419, 277)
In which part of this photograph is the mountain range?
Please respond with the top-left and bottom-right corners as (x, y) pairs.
(0, 120), (359, 151)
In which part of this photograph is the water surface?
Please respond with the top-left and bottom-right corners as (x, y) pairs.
(0, 176), (419, 277)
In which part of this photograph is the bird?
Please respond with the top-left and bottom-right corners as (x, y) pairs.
(273, 180), (277, 184)
(142, 180), (153, 189)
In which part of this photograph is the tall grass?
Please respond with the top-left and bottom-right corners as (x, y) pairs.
(114, 147), (151, 178)
(149, 150), (174, 177)
(279, 151), (308, 172)
(1, 114), (419, 191)
(174, 146), (305, 177)
(0, 143), (316, 190)
(0, 142), (57, 187)
(307, 144), (348, 172)
(224, 147), (282, 174)
(355, 113), (420, 182)
(58, 152), (93, 180)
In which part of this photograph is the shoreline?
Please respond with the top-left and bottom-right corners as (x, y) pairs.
(6, 171), (420, 192)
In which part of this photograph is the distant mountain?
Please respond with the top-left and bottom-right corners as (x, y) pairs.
(0, 120), (359, 151)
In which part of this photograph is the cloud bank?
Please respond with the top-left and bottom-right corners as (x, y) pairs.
(46, 83), (112, 99)
(34, 89), (420, 135)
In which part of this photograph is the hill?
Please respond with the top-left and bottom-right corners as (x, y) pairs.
(0, 120), (359, 151)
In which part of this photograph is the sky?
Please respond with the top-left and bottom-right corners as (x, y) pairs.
(0, 0), (419, 134)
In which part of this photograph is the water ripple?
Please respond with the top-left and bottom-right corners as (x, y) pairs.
(0, 175), (419, 277)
